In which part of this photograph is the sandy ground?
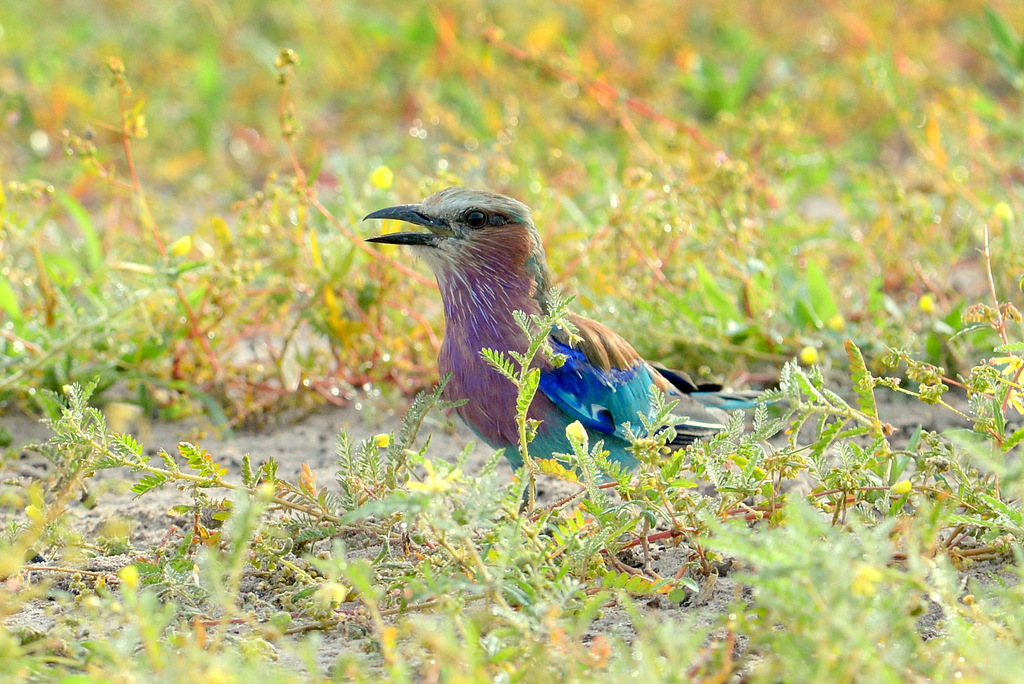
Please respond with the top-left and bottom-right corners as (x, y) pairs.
(0, 391), (1015, 673)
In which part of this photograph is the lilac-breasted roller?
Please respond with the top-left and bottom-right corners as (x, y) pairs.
(365, 188), (759, 470)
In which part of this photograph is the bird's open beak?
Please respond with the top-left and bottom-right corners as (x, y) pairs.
(363, 204), (451, 246)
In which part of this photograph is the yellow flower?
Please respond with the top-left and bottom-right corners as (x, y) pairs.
(369, 165), (394, 190)
(890, 480), (912, 495)
(408, 460), (461, 494)
(129, 113), (147, 140)
(381, 625), (398, 654)
(1008, 392), (1024, 416)
(168, 234), (192, 257)
(118, 564), (140, 589)
(373, 433), (391, 448)
(799, 346), (820, 366)
(826, 313), (845, 331)
(993, 202), (1014, 224)
(205, 668), (231, 684)
(314, 582), (350, 607)
(25, 504), (45, 525)
(918, 294), (935, 314)
(565, 420), (588, 446)
(852, 563), (882, 596)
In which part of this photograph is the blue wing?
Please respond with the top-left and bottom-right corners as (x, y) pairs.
(538, 315), (747, 451)
(538, 337), (658, 440)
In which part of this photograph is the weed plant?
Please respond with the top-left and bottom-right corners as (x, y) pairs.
(3, 263), (1023, 679)
(3, 1), (1024, 681)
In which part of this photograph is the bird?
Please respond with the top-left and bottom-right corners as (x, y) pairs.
(364, 188), (760, 471)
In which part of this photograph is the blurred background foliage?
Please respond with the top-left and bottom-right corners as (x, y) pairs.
(2, 0), (1023, 424)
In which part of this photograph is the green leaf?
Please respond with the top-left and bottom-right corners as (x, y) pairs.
(888, 489), (911, 516)
(241, 453), (256, 487)
(985, 7), (1020, 57)
(308, 154), (324, 186)
(1003, 424), (1024, 453)
(0, 275), (23, 323)
(845, 340), (882, 432)
(516, 368), (540, 418)
(791, 298), (817, 329)
(807, 418), (845, 463)
(978, 493), (1024, 527)
(57, 192), (103, 276)
(695, 261), (739, 319)
(131, 472), (169, 496)
(806, 260), (839, 324)
(481, 348), (516, 381)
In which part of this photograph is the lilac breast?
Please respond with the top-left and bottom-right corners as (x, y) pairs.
(433, 264), (555, 449)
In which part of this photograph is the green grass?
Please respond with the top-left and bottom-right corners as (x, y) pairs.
(3, 1), (1024, 681)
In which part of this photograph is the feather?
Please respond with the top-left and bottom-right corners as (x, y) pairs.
(539, 337), (651, 438)
(542, 314), (733, 446)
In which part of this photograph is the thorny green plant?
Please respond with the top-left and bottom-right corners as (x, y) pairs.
(2, 250), (1023, 679)
(480, 288), (579, 509)
(8, 193), (1024, 651)
(5, 3), (1024, 680)
(4, 268), (1024, 678)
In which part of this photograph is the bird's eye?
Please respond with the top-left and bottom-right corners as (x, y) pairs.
(465, 210), (487, 228)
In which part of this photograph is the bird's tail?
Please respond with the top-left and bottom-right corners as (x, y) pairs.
(650, 362), (771, 445)
(690, 389), (765, 411)
(668, 390), (770, 446)
(651, 363), (767, 410)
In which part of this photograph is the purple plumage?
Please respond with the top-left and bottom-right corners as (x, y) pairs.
(432, 227), (553, 449)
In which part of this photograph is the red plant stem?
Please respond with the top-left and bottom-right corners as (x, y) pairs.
(555, 223), (614, 285)
(618, 527), (700, 551)
(530, 480), (620, 521)
(383, 297), (441, 353)
(482, 27), (780, 211)
(115, 81), (164, 258)
(111, 71), (221, 377)
(482, 28), (718, 152)
(277, 71), (437, 292)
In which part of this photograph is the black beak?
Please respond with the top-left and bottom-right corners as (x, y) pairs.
(363, 204), (451, 247)
(365, 231), (441, 247)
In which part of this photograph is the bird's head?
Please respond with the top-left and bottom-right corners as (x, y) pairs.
(364, 187), (552, 308)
